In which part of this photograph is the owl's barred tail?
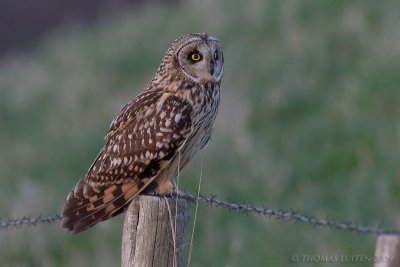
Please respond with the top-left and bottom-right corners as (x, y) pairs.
(61, 180), (145, 234)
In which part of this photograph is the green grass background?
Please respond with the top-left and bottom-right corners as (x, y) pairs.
(1, 0), (400, 266)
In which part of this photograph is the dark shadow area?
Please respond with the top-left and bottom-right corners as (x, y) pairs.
(0, 0), (176, 59)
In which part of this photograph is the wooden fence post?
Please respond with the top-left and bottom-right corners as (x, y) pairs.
(374, 234), (400, 267)
(121, 195), (190, 267)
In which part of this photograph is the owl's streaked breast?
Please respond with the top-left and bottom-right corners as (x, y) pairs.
(174, 82), (220, 169)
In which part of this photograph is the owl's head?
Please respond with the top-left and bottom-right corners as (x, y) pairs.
(170, 33), (224, 84)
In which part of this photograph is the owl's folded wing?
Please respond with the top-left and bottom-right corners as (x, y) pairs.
(61, 91), (193, 233)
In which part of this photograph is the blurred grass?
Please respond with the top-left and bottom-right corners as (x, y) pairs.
(1, 0), (400, 266)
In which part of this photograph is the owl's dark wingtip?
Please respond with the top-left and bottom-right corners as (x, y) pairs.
(60, 180), (90, 233)
(61, 180), (146, 234)
(60, 216), (79, 234)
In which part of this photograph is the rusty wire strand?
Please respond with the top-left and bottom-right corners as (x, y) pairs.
(0, 214), (63, 231)
(0, 192), (398, 235)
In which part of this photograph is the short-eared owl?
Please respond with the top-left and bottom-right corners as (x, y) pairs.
(62, 33), (224, 233)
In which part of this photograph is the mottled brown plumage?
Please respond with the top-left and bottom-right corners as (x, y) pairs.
(62, 33), (224, 233)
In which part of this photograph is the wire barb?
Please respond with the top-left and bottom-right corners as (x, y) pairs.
(1, 192), (399, 235)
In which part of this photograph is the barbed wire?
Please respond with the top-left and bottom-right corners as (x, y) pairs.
(1, 191), (399, 235)
(0, 214), (62, 231)
(163, 192), (400, 235)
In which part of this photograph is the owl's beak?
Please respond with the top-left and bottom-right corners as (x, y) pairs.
(213, 64), (223, 82)
(210, 61), (215, 76)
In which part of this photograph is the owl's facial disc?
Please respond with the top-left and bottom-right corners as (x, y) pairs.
(176, 36), (224, 84)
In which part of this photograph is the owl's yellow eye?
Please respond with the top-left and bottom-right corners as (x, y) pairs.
(190, 52), (202, 62)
